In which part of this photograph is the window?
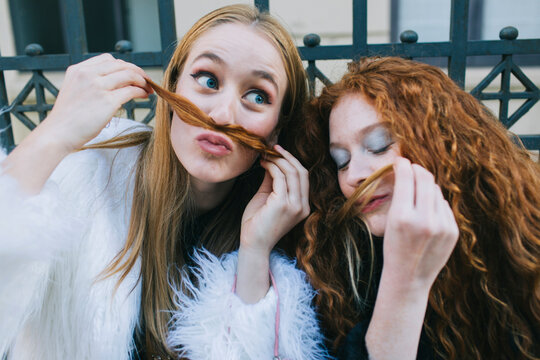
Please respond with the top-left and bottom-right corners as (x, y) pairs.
(8, 0), (160, 55)
(390, 0), (540, 66)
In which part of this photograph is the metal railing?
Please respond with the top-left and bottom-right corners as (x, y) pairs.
(0, 0), (538, 152)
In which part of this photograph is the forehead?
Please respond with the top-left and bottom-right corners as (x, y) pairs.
(329, 93), (380, 142)
(185, 23), (287, 85)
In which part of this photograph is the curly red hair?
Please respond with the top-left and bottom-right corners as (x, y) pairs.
(294, 57), (540, 359)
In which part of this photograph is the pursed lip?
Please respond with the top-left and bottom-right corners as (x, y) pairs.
(359, 193), (391, 213)
(195, 131), (233, 156)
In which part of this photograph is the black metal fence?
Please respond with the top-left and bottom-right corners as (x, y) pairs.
(0, 0), (538, 153)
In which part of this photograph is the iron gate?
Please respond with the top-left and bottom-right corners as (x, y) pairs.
(0, 0), (538, 152)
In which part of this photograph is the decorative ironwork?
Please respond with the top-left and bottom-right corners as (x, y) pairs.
(471, 27), (539, 133)
(0, 0), (538, 152)
(303, 34), (332, 96)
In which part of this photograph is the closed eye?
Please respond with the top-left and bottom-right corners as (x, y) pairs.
(191, 71), (218, 90)
(370, 143), (394, 154)
(336, 160), (350, 171)
(330, 148), (350, 171)
(363, 127), (394, 155)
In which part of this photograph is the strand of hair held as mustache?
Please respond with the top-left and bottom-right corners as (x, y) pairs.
(145, 78), (282, 158)
(334, 164), (394, 225)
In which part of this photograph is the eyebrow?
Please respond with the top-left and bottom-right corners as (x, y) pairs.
(252, 70), (279, 93)
(193, 52), (225, 65)
(329, 123), (384, 149)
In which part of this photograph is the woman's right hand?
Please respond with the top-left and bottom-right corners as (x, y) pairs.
(47, 53), (153, 152)
(365, 157), (459, 360)
(382, 157), (459, 291)
(1, 54), (152, 194)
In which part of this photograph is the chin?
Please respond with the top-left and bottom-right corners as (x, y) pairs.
(187, 165), (243, 184)
(365, 214), (387, 237)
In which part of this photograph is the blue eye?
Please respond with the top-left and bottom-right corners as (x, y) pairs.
(245, 91), (268, 105)
(191, 72), (218, 89)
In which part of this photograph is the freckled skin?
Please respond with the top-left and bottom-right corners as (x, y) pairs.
(329, 93), (400, 236)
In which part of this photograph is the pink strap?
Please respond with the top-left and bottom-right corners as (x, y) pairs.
(231, 269), (283, 360)
(269, 269), (281, 359)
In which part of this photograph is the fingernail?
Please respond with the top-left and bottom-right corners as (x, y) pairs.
(274, 144), (282, 151)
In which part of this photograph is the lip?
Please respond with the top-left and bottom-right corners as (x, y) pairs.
(360, 194), (390, 213)
(196, 132), (233, 156)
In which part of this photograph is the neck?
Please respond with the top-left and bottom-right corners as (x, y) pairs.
(190, 176), (236, 213)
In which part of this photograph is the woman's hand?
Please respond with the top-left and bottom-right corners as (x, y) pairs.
(382, 157), (459, 291)
(236, 145), (310, 303)
(47, 53), (153, 152)
(365, 157), (459, 360)
(2, 54), (152, 194)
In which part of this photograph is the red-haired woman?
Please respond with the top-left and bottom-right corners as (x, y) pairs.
(294, 57), (539, 359)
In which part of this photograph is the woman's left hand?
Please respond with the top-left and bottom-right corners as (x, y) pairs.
(236, 145), (310, 303)
(240, 145), (310, 253)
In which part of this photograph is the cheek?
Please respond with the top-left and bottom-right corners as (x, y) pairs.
(241, 111), (279, 139)
(170, 114), (187, 145)
(337, 174), (351, 198)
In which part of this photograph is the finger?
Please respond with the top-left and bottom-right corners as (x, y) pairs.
(391, 157), (415, 212)
(267, 153), (301, 205)
(111, 86), (150, 107)
(260, 160), (287, 200)
(412, 164), (435, 213)
(274, 145), (310, 210)
(434, 184), (446, 214)
(99, 70), (150, 92)
(257, 167), (273, 195)
(441, 197), (459, 242)
(86, 58), (148, 80)
(78, 53), (115, 66)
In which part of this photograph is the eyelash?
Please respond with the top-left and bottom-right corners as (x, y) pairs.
(246, 90), (271, 105)
(336, 161), (349, 171)
(370, 143), (393, 154)
(191, 71), (218, 89)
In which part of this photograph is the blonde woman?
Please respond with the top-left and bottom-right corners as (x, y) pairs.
(0, 5), (326, 359)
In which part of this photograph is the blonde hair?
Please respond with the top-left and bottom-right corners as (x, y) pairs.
(89, 4), (307, 356)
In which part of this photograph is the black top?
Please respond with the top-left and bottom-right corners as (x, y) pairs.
(130, 208), (217, 360)
(336, 319), (440, 360)
(334, 239), (440, 360)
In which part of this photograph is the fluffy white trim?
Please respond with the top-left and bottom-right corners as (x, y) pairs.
(167, 250), (329, 360)
(0, 151), (84, 354)
(0, 118), (147, 358)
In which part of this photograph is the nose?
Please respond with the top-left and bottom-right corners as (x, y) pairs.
(207, 91), (236, 126)
(345, 153), (374, 188)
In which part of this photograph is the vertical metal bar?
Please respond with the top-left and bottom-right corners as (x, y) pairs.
(448, 0), (469, 88)
(157, 0), (177, 69)
(0, 69), (14, 152)
(306, 62), (316, 98)
(33, 71), (47, 122)
(59, 0), (88, 64)
(352, 0), (368, 58)
(255, 0), (269, 12)
(113, 0), (126, 40)
(390, 0), (400, 43)
(468, 0), (484, 40)
(499, 54), (512, 126)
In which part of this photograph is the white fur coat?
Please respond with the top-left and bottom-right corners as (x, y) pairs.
(0, 118), (328, 360)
